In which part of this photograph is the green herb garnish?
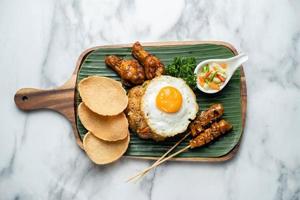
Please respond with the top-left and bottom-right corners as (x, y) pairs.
(202, 65), (209, 73)
(165, 57), (197, 89)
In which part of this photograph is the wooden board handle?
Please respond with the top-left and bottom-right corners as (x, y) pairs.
(15, 87), (70, 110)
(14, 75), (83, 148)
(14, 76), (77, 122)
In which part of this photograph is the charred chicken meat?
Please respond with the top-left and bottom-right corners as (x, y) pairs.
(189, 119), (232, 148)
(189, 103), (224, 137)
(105, 55), (145, 86)
(132, 42), (164, 80)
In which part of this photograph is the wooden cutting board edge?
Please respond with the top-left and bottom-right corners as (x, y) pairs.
(14, 40), (247, 162)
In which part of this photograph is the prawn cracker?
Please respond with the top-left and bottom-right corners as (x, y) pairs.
(78, 102), (129, 141)
(78, 76), (128, 116)
(83, 132), (130, 165)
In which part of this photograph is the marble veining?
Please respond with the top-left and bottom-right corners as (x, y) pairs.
(0, 0), (300, 199)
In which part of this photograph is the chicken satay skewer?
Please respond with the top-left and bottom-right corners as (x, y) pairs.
(127, 119), (232, 182)
(128, 120), (232, 182)
(189, 103), (224, 137)
(133, 104), (225, 180)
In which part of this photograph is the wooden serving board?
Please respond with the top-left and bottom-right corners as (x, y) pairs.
(14, 41), (247, 162)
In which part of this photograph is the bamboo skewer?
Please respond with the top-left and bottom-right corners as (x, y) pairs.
(139, 133), (190, 178)
(127, 145), (191, 182)
(126, 133), (190, 182)
(127, 119), (233, 182)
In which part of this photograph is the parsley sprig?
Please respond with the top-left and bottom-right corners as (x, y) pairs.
(165, 57), (197, 90)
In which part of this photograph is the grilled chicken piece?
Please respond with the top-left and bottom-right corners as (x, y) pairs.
(189, 119), (232, 148)
(105, 55), (145, 86)
(189, 104), (224, 137)
(132, 42), (164, 80)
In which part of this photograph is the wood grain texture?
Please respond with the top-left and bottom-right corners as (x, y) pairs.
(14, 41), (247, 162)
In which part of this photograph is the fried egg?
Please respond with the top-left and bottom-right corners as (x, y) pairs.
(141, 75), (199, 137)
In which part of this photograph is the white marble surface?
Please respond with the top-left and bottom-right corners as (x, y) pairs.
(1, 0), (300, 199)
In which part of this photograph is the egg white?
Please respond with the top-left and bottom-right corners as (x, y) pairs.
(141, 75), (199, 137)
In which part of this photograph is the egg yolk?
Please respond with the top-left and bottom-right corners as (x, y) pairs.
(156, 86), (183, 113)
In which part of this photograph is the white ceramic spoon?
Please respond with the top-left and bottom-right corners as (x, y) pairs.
(194, 53), (248, 94)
